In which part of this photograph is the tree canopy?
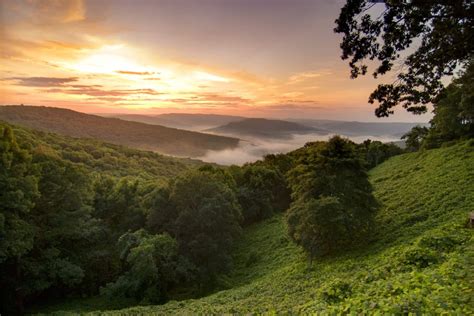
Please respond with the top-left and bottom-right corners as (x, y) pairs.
(335, 0), (474, 117)
(286, 137), (378, 262)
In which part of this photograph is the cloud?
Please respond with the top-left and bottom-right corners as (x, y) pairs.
(288, 71), (323, 84)
(162, 92), (251, 108)
(6, 76), (79, 87)
(264, 103), (322, 111)
(116, 70), (158, 76)
(44, 86), (162, 98)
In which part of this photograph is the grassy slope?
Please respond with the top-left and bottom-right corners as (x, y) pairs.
(54, 141), (474, 314)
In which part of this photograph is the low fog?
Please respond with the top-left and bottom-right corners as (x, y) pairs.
(198, 133), (401, 165)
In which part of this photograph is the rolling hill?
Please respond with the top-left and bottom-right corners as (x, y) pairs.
(0, 121), (203, 181)
(0, 106), (240, 157)
(291, 119), (427, 138)
(43, 140), (472, 314)
(207, 118), (327, 139)
(107, 113), (245, 131)
(105, 113), (422, 140)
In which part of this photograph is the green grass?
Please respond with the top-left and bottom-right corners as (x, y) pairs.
(43, 141), (474, 314)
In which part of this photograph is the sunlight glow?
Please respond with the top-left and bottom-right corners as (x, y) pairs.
(194, 71), (230, 83)
(71, 45), (150, 74)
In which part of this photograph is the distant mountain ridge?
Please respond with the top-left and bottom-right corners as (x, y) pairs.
(107, 113), (244, 131)
(106, 113), (425, 139)
(206, 118), (327, 139)
(290, 119), (428, 138)
(0, 106), (239, 157)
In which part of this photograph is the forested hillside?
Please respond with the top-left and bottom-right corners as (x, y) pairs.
(2, 123), (403, 314)
(0, 106), (240, 157)
(0, 122), (207, 315)
(0, 122), (202, 181)
(207, 118), (325, 139)
(77, 140), (473, 314)
(1, 117), (472, 315)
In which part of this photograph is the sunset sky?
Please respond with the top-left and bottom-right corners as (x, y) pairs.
(0, 0), (431, 122)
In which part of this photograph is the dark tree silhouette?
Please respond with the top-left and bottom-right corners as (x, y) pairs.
(335, 0), (474, 117)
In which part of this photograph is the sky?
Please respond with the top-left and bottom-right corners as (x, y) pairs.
(0, 0), (432, 122)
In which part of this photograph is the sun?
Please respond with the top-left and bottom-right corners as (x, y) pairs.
(71, 45), (150, 75)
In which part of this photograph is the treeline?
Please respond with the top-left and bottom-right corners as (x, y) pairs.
(0, 122), (402, 314)
(402, 62), (474, 152)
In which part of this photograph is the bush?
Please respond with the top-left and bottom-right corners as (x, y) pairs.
(400, 246), (438, 268)
(320, 279), (352, 303)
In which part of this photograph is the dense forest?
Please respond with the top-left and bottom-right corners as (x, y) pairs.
(0, 118), (404, 314)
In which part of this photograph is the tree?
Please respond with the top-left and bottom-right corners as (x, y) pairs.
(20, 152), (100, 305)
(286, 136), (377, 263)
(93, 177), (147, 237)
(167, 169), (242, 289)
(0, 127), (38, 315)
(335, 0), (474, 117)
(402, 125), (429, 151)
(146, 184), (176, 235)
(103, 229), (187, 304)
(231, 165), (290, 225)
(424, 62), (474, 147)
(359, 139), (404, 168)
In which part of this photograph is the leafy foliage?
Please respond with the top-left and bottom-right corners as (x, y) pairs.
(2, 118), (472, 315)
(335, 0), (474, 116)
(424, 61), (474, 147)
(402, 125), (429, 151)
(230, 164), (290, 225)
(102, 230), (184, 304)
(286, 136), (377, 260)
(0, 122), (199, 314)
(358, 139), (404, 168)
(152, 167), (243, 289)
(0, 126), (38, 262)
(82, 140), (473, 315)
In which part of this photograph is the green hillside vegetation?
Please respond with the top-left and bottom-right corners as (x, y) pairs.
(0, 121), (203, 181)
(27, 140), (473, 315)
(1, 88), (471, 314)
(53, 140), (472, 314)
(0, 122), (208, 315)
(0, 106), (240, 157)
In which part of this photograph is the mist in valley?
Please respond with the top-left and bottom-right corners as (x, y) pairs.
(198, 133), (401, 165)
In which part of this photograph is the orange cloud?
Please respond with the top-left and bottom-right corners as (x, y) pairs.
(116, 70), (158, 76)
(288, 71), (323, 84)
